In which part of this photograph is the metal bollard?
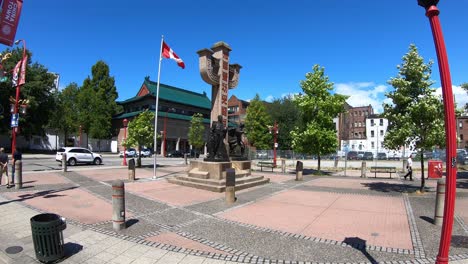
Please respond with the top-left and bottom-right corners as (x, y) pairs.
(225, 168), (236, 204)
(434, 178), (446, 226)
(334, 157), (339, 168)
(296, 161), (303, 181)
(281, 159), (286, 173)
(128, 159), (135, 181)
(14, 160), (22, 189)
(112, 180), (126, 231)
(361, 161), (367, 178)
(61, 153), (67, 172)
(184, 153), (188, 165)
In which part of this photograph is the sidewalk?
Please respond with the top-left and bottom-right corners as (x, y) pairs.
(0, 165), (467, 263)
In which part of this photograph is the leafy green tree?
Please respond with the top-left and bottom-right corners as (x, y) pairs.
(291, 65), (348, 172)
(244, 94), (272, 150)
(462, 83), (468, 112)
(0, 47), (57, 138)
(123, 110), (155, 167)
(188, 113), (205, 158)
(48, 83), (80, 144)
(78, 61), (121, 150)
(383, 44), (445, 192)
(266, 95), (301, 151)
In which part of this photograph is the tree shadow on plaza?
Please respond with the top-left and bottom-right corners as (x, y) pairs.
(343, 237), (377, 264)
(0, 186), (78, 206)
(360, 182), (423, 193)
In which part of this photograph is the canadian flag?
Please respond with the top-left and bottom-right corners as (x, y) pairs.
(162, 41), (185, 69)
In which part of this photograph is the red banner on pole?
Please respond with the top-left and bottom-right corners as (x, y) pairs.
(19, 54), (26, 85)
(0, 0), (23, 46)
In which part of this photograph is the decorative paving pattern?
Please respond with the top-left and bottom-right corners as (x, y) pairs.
(1, 166), (468, 263)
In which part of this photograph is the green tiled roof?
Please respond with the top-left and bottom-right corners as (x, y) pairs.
(119, 77), (211, 109)
(113, 110), (210, 124)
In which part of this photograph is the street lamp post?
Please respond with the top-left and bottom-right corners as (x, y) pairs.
(11, 39), (26, 157)
(269, 121), (279, 167)
(122, 119), (128, 166)
(417, 1), (457, 263)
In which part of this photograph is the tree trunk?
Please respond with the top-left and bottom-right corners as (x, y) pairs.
(420, 152), (426, 192)
(317, 155), (321, 173)
(137, 145), (142, 167)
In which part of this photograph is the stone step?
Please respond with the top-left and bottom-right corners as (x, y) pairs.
(167, 176), (270, 193)
(188, 168), (210, 179)
(173, 175), (267, 187)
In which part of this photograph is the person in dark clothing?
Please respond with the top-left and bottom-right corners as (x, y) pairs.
(0, 147), (10, 188)
(11, 148), (22, 185)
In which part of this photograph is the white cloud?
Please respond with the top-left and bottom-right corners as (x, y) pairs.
(334, 82), (389, 114)
(264, 95), (274, 102)
(434, 85), (467, 110)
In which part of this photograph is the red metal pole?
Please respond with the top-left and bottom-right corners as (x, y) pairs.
(11, 39), (26, 157)
(420, 3), (457, 263)
(273, 121), (277, 167)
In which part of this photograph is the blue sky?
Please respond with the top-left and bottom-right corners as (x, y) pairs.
(8, 0), (468, 113)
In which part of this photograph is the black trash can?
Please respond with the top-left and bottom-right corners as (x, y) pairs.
(30, 213), (67, 263)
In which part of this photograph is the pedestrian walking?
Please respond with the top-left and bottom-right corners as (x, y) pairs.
(0, 148), (10, 188)
(11, 148), (22, 186)
(404, 154), (413, 181)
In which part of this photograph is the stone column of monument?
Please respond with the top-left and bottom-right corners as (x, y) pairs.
(197, 42), (241, 127)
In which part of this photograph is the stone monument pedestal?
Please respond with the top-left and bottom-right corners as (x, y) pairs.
(167, 160), (269, 192)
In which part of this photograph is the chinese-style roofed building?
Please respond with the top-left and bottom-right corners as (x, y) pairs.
(113, 76), (211, 155)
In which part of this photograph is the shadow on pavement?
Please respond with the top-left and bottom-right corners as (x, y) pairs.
(420, 216), (434, 224)
(343, 237), (377, 264)
(0, 186), (78, 206)
(360, 182), (421, 193)
(63, 242), (83, 259)
(126, 218), (139, 228)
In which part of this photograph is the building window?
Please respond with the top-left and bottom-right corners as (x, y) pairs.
(460, 121), (463, 128)
(379, 119), (384, 126)
(371, 142), (375, 148)
(371, 131), (375, 137)
(380, 130), (384, 136)
(461, 134), (464, 141)
(371, 120), (375, 126)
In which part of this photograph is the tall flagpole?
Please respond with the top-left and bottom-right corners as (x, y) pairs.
(153, 35), (164, 179)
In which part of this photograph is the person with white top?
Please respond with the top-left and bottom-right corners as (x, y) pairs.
(404, 154), (413, 181)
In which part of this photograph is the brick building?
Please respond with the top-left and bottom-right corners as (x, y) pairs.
(228, 95), (250, 126)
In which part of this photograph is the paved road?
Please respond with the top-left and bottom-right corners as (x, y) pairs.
(20, 154), (188, 172)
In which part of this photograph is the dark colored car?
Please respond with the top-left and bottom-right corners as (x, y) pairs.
(363, 152), (374, 160)
(347, 151), (359, 160)
(166, 150), (184, 158)
(187, 149), (200, 158)
(377, 152), (387, 160)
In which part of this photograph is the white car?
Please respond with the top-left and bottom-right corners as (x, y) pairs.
(56, 147), (103, 166)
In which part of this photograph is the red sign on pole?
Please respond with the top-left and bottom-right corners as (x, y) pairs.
(0, 0), (23, 46)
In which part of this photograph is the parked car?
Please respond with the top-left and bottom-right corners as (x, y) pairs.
(457, 149), (468, 165)
(256, 151), (268, 159)
(346, 151), (359, 160)
(357, 151), (365, 160)
(166, 150), (184, 158)
(56, 147), (103, 166)
(119, 148), (138, 158)
(377, 152), (387, 160)
(363, 152), (374, 160)
(186, 149), (200, 158)
(140, 148), (153, 158)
